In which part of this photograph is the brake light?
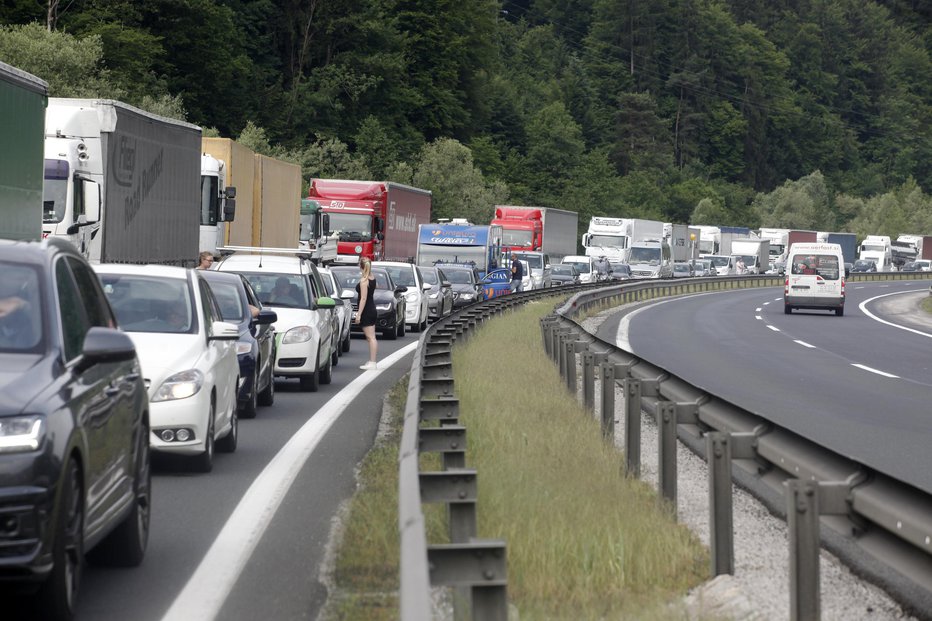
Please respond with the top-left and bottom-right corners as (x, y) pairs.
(841, 278), (845, 298)
(784, 277), (789, 295)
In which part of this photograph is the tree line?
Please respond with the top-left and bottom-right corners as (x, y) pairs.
(2, 0), (930, 239)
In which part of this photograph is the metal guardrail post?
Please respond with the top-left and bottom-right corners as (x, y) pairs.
(787, 479), (821, 621)
(427, 542), (508, 621)
(623, 378), (641, 478)
(707, 431), (758, 577)
(582, 351), (595, 411)
(658, 401), (677, 513)
(564, 339), (576, 393)
(600, 362), (615, 440)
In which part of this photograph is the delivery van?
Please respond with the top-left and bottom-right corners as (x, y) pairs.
(784, 243), (847, 316)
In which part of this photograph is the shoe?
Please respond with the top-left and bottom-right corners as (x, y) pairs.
(359, 361), (378, 370)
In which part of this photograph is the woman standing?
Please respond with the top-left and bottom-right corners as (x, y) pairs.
(356, 257), (378, 370)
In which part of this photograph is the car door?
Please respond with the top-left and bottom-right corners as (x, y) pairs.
(242, 277), (274, 383)
(198, 276), (237, 435)
(413, 266), (428, 322)
(305, 264), (334, 365)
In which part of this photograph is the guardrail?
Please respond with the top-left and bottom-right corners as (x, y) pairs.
(399, 272), (932, 620)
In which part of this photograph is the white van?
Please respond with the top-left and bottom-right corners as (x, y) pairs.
(784, 243), (846, 316)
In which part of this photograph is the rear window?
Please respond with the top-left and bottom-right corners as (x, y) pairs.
(790, 254), (840, 279)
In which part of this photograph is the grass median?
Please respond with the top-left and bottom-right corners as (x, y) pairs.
(322, 298), (709, 620)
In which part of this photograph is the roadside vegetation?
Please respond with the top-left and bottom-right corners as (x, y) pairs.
(921, 295), (932, 315)
(323, 298), (709, 620)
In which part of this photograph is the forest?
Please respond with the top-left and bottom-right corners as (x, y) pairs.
(1, 0), (931, 239)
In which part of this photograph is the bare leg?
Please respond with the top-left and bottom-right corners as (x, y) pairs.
(363, 324), (377, 362)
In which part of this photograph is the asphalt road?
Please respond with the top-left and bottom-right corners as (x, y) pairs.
(10, 332), (417, 621)
(598, 280), (932, 494)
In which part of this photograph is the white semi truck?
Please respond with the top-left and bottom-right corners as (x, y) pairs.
(199, 153), (237, 253)
(858, 235), (893, 272)
(42, 98), (202, 264)
(582, 217), (664, 262)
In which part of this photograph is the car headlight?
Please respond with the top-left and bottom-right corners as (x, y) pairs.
(282, 326), (312, 344)
(429, 293), (438, 299)
(376, 303), (391, 311)
(0, 416), (45, 453)
(405, 292), (418, 303)
(152, 369), (204, 402)
(532, 274), (543, 282)
(461, 293), (475, 300)
(236, 341), (253, 355)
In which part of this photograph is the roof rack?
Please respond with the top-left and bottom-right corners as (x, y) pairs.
(217, 245), (315, 261)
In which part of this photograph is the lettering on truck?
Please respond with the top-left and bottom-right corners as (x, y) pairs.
(388, 201), (419, 232)
(123, 148), (164, 227)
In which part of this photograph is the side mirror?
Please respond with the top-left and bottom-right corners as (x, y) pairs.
(225, 186), (237, 199)
(254, 308), (277, 325)
(223, 197), (236, 222)
(209, 320), (240, 341)
(84, 180), (101, 223)
(422, 282), (432, 291)
(375, 216), (384, 233)
(77, 327), (137, 372)
(845, 268), (850, 278)
(314, 296), (337, 310)
(321, 213), (331, 236)
(340, 288), (355, 299)
(394, 286), (407, 295)
(441, 281), (452, 288)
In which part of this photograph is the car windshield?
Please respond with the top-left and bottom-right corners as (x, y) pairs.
(502, 230), (533, 247)
(444, 269), (474, 284)
(629, 247), (661, 264)
(238, 272), (310, 308)
(0, 263), (45, 352)
(674, 264), (690, 272)
(372, 269), (391, 290)
(563, 261), (591, 274)
(207, 281), (247, 322)
(380, 265), (416, 286)
(422, 269), (440, 285)
(611, 263), (630, 274)
(42, 159), (69, 224)
(513, 253), (543, 268)
(707, 256), (730, 268)
(99, 274), (196, 334)
(588, 234), (625, 248)
(790, 254), (840, 279)
(854, 260), (873, 268)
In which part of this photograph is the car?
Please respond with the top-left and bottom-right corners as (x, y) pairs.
(481, 267), (515, 299)
(704, 255), (731, 276)
(550, 263), (581, 285)
(0, 238), (151, 619)
(374, 261), (431, 332)
(901, 261), (922, 272)
(510, 251), (552, 289)
(319, 267), (352, 354)
(199, 270), (278, 418)
(519, 259), (532, 291)
(561, 255), (598, 283)
(850, 259), (877, 273)
(422, 266), (454, 320)
(691, 259), (713, 277)
(438, 264), (483, 307)
(215, 250), (338, 392)
(609, 262), (632, 280)
(914, 259), (932, 272)
(95, 264), (241, 471)
(331, 266), (407, 339)
(672, 262), (695, 278)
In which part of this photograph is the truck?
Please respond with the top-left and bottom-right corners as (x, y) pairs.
(822, 232), (858, 265)
(491, 205), (578, 261)
(308, 179), (432, 264)
(202, 137), (255, 248)
(415, 222), (504, 277)
(730, 238), (770, 274)
(582, 217), (630, 261)
(694, 225), (721, 255)
(783, 230), (818, 264)
(43, 98), (201, 264)
(253, 154), (301, 248)
(1, 62), (47, 241)
(299, 198), (337, 264)
(758, 228), (790, 262)
(668, 223), (700, 262)
(199, 152), (237, 253)
(859, 235), (893, 272)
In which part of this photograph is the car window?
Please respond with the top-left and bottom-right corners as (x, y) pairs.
(0, 262), (45, 353)
(330, 269), (358, 291)
(208, 280), (247, 322)
(383, 266), (415, 287)
(199, 278), (224, 326)
(99, 274), (197, 334)
(373, 270), (390, 289)
(55, 259), (89, 360)
(444, 269), (473, 284)
(422, 269), (439, 285)
(67, 257), (115, 329)
(238, 272), (310, 308)
(307, 264), (326, 300)
(242, 277), (262, 309)
(790, 254), (840, 279)
(320, 273), (336, 296)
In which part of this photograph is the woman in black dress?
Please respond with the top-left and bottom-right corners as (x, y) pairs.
(355, 257), (378, 369)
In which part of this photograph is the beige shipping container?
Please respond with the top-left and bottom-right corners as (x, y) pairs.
(253, 154), (301, 247)
(202, 137), (256, 246)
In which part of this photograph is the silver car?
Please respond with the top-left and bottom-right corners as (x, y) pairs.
(319, 267), (352, 354)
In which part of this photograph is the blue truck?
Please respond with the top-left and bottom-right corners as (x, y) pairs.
(415, 222), (511, 299)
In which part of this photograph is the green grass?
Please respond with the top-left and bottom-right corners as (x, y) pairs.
(323, 298), (711, 620)
(921, 295), (932, 315)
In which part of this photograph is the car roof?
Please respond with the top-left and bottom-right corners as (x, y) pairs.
(199, 269), (247, 286)
(93, 263), (190, 279)
(0, 237), (85, 266)
(373, 261), (415, 268)
(217, 253), (309, 274)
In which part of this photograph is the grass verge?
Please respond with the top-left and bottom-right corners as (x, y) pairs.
(921, 294), (932, 315)
(323, 298), (709, 620)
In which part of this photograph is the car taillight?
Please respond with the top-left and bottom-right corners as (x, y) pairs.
(841, 278), (845, 297)
(784, 277), (789, 295)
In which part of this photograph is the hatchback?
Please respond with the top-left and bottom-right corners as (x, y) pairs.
(331, 266), (407, 339)
(374, 261), (431, 332)
(422, 266), (454, 320)
(0, 239), (150, 619)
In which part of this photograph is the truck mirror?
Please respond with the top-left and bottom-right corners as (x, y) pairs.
(223, 197), (236, 222)
(321, 213), (331, 236)
(375, 216), (384, 232)
(84, 180), (101, 223)
(225, 186), (236, 199)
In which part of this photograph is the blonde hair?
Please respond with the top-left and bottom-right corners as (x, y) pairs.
(359, 257), (372, 279)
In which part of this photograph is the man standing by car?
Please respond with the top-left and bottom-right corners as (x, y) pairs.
(510, 253), (524, 292)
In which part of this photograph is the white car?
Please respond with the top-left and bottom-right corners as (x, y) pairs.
(216, 251), (338, 391)
(373, 261), (430, 332)
(95, 264), (241, 472)
(319, 266), (352, 354)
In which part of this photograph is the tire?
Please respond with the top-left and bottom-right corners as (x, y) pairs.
(835, 306), (845, 317)
(385, 320), (398, 340)
(192, 401), (215, 473)
(331, 338), (339, 367)
(257, 363), (275, 406)
(240, 369), (258, 419)
(320, 343), (333, 385)
(36, 457), (84, 621)
(420, 314), (428, 331)
(784, 305), (792, 315)
(341, 330), (350, 353)
(88, 420), (150, 567)
(300, 349), (320, 391)
(217, 406), (238, 453)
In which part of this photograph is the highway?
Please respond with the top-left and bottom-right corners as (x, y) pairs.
(599, 280), (932, 495)
(8, 335), (416, 621)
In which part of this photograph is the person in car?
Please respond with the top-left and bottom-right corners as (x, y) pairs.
(0, 294), (35, 348)
(270, 277), (300, 305)
(356, 257), (378, 370)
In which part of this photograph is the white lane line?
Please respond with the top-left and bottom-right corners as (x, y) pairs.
(615, 292), (720, 352)
(859, 290), (932, 339)
(763, 302), (770, 305)
(755, 307), (762, 312)
(851, 363), (899, 378)
(773, 297), (781, 301)
(794, 340), (816, 348)
(161, 342), (418, 621)
(766, 325), (780, 332)
(755, 315), (763, 320)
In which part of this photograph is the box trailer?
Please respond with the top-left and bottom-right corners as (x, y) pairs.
(202, 137), (256, 248)
(253, 154), (301, 248)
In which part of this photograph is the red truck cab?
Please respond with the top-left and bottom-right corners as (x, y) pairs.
(491, 206), (543, 253)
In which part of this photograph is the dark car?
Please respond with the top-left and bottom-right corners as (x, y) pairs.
(550, 263), (581, 285)
(609, 263), (632, 281)
(0, 238), (150, 618)
(437, 264), (483, 308)
(330, 266), (407, 339)
(851, 259), (877, 273)
(200, 270), (278, 418)
(901, 261), (921, 272)
(422, 266), (453, 320)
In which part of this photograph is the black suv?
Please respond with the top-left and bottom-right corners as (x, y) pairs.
(0, 238), (150, 619)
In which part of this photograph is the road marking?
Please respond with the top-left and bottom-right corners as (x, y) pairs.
(766, 325), (780, 332)
(755, 307), (762, 312)
(763, 302), (770, 305)
(773, 297), (781, 301)
(615, 292), (719, 352)
(755, 315), (762, 320)
(859, 290), (932, 339)
(160, 342), (418, 621)
(851, 363), (899, 378)
(794, 340), (816, 348)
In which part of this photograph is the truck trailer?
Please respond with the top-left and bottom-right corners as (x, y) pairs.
(309, 179), (431, 264)
(43, 98), (201, 264)
(730, 239), (770, 274)
(253, 154), (301, 248)
(668, 223), (700, 262)
(491, 205), (578, 261)
(1, 61), (47, 241)
(202, 137), (255, 248)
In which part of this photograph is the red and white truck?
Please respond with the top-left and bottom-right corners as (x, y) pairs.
(308, 179), (431, 264)
(491, 205), (578, 262)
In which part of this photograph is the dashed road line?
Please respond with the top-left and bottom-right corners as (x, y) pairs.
(766, 325), (780, 332)
(794, 340), (816, 348)
(755, 307), (762, 312)
(851, 363), (899, 378)
(755, 315), (762, 320)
